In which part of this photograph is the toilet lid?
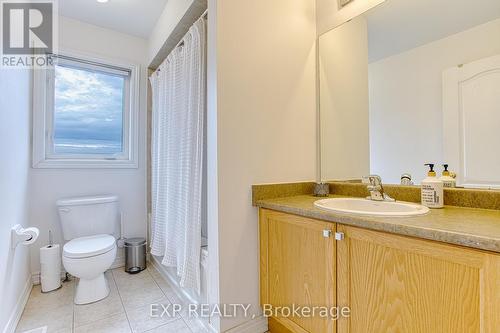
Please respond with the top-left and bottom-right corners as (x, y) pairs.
(63, 234), (116, 259)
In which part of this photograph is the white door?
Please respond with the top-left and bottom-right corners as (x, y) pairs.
(443, 54), (500, 188)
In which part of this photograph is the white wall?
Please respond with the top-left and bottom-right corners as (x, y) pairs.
(369, 18), (500, 184)
(316, 0), (385, 35)
(148, 0), (195, 65)
(319, 16), (370, 181)
(209, 0), (317, 330)
(0, 68), (32, 331)
(29, 17), (149, 273)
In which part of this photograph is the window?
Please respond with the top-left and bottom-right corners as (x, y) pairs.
(33, 51), (139, 168)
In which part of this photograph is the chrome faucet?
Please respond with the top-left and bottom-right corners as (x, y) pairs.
(363, 175), (395, 202)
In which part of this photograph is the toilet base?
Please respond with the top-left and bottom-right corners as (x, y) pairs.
(74, 273), (110, 304)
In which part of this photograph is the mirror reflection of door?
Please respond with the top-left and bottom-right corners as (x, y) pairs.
(443, 54), (500, 188)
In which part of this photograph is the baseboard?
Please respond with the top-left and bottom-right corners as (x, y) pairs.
(3, 276), (33, 333)
(32, 257), (125, 285)
(31, 271), (67, 285)
(224, 316), (268, 333)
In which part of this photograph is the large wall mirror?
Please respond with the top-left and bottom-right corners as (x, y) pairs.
(319, 0), (500, 188)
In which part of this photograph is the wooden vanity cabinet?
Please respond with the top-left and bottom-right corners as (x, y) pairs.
(259, 209), (336, 333)
(259, 209), (500, 333)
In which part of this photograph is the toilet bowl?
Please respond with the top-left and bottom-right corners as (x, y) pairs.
(63, 234), (117, 304)
(57, 195), (121, 304)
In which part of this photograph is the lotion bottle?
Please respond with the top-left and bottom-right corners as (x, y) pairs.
(440, 164), (456, 188)
(421, 164), (444, 208)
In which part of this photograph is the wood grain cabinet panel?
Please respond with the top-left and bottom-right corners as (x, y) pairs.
(337, 225), (500, 333)
(260, 209), (336, 333)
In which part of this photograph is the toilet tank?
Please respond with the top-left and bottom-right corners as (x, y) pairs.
(57, 195), (120, 241)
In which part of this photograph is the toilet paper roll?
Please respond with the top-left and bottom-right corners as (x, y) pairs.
(22, 227), (39, 245)
(40, 244), (62, 292)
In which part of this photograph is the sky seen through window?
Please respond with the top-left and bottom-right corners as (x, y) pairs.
(53, 64), (125, 155)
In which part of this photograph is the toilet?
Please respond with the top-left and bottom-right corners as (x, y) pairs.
(57, 195), (120, 305)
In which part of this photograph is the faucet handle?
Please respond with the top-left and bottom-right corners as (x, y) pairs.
(362, 175), (372, 184)
(364, 175), (395, 202)
(363, 175), (382, 186)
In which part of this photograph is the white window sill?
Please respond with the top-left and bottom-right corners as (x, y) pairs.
(32, 158), (139, 169)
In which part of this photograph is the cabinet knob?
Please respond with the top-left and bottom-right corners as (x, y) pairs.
(322, 230), (332, 238)
(335, 232), (345, 241)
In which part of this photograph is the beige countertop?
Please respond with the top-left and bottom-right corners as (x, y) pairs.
(255, 194), (500, 253)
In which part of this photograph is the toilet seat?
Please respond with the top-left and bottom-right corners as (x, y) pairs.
(63, 234), (116, 259)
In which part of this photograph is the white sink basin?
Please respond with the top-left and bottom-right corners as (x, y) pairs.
(314, 198), (429, 217)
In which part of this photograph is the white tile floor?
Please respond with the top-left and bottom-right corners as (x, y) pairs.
(16, 266), (208, 333)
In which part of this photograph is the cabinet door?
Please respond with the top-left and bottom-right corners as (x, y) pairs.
(337, 225), (500, 333)
(260, 209), (336, 333)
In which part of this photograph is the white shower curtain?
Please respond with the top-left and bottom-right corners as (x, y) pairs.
(150, 18), (206, 291)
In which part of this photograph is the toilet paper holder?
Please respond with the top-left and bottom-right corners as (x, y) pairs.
(11, 224), (39, 249)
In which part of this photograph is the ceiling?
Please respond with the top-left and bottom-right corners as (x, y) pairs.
(59, 0), (169, 39)
(367, 0), (500, 62)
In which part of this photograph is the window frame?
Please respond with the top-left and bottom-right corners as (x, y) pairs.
(32, 49), (140, 169)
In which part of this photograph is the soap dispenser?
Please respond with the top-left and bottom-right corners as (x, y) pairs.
(421, 164), (444, 208)
(440, 164), (456, 188)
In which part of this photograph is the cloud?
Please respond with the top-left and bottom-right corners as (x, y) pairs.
(54, 65), (125, 143)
